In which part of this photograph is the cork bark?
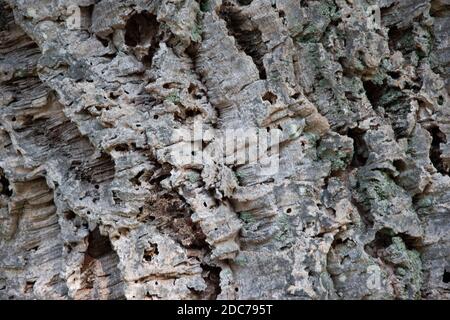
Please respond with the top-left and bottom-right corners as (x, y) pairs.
(0, 0), (449, 299)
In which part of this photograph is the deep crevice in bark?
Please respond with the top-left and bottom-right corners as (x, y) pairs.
(428, 126), (448, 174)
(0, 173), (12, 197)
(219, 2), (268, 79)
(86, 227), (113, 259)
(347, 128), (368, 168)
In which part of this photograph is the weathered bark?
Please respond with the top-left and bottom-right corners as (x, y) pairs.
(0, 0), (449, 299)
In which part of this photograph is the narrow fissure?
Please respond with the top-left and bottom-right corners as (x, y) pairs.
(363, 79), (385, 108)
(199, 264), (222, 300)
(428, 126), (448, 174)
(443, 269), (450, 283)
(219, 3), (268, 79)
(347, 128), (368, 168)
(0, 173), (12, 197)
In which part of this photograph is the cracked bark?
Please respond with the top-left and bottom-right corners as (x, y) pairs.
(0, 0), (449, 299)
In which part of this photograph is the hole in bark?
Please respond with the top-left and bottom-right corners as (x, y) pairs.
(428, 126), (448, 174)
(163, 83), (175, 89)
(87, 227), (113, 259)
(64, 243), (74, 255)
(146, 192), (207, 248)
(0, 174), (12, 197)
(364, 228), (394, 258)
(262, 91), (277, 104)
(125, 11), (158, 47)
(153, 115), (159, 120)
(286, 208), (292, 213)
(200, 264), (222, 299)
(114, 144), (129, 152)
(363, 79), (385, 108)
(186, 42), (200, 60)
(373, 228), (393, 247)
(185, 109), (200, 118)
(64, 211), (76, 220)
(387, 26), (414, 53)
(142, 43), (160, 68)
(130, 170), (144, 186)
(125, 11), (160, 67)
(365, 228), (421, 258)
(219, 3), (268, 79)
(96, 35), (109, 47)
(109, 92), (119, 99)
(24, 281), (35, 294)
(444, 269), (450, 283)
(347, 128), (368, 167)
(78, 226), (125, 299)
(237, 0), (253, 5)
(143, 243), (159, 262)
(388, 71), (400, 79)
(393, 159), (407, 172)
(437, 95), (444, 106)
(112, 190), (123, 205)
(188, 84), (202, 100)
(188, 83), (197, 94)
(345, 91), (359, 102)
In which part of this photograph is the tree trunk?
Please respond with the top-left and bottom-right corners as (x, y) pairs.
(0, 0), (449, 299)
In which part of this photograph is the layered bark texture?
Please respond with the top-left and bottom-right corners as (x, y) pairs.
(0, 0), (449, 299)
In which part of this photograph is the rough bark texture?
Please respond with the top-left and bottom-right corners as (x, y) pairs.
(0, 0), (449, 300)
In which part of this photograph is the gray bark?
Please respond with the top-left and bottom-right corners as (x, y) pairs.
(0, 0), (449, 299)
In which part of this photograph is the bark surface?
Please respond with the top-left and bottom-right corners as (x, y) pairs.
(0, 0), (449, 299)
